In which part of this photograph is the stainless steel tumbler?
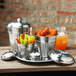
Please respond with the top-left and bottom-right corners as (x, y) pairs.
(17, 44), (34, 59)
(35, 35), (57, 60)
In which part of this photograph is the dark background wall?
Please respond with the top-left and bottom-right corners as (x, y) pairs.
(0, 0), (76, 46)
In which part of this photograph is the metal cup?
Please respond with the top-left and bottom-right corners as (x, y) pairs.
(35, 35), (57, 60)
(17, 44), (34, 59)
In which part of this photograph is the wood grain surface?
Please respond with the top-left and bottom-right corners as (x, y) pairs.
(0, 46), (76, 73)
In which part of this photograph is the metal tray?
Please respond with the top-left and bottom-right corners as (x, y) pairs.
(16, 55), (52, 63)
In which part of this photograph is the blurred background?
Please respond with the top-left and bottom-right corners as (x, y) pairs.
(0, 0), (76, 46)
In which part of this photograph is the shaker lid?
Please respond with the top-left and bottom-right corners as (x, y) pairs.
(49, 50), (75, 65)
(7, 18), (23, 28)
(7, 18), (32, 28)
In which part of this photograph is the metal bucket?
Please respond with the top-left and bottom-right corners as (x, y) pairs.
(17, 44), (34, 59)
(35, 35), (57, 60)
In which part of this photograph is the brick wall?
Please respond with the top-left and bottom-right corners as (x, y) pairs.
(0, 0), (76, 46)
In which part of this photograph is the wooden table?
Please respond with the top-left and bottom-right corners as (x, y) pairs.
(0, 46), (76, 73)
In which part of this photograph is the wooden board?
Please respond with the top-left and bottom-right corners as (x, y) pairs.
(0, 46), (76, 73)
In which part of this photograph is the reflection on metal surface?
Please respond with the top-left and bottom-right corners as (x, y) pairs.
(1, 50), (16, 61)
(49, 50), (75, 65)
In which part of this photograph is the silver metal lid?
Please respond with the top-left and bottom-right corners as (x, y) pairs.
(49, 50), (75, 65)
(7, 18), (22, 28)
(7, 18), (32, 28)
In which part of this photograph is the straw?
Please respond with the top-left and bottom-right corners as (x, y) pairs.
(56, 24), (58, 32)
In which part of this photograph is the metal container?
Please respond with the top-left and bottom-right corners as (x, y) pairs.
(17, 44), (34, 59)
(35, 35), (57, 60)
(29, 52), (41, 61)
(7, 18), (32, 51)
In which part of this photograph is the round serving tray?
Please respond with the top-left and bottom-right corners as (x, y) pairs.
(16, 56), (52, 63)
